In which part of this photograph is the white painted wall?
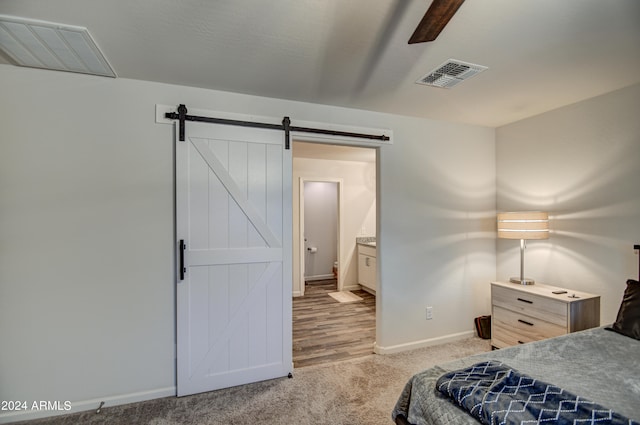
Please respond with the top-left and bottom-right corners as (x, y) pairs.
(376, 117), (497, 350)
(293, 157), (376, 295)
(496, 83), (640, 325)
(0, 64), (495, 421)
(303, 181), (338, 279)
(0, 68), (176, 422)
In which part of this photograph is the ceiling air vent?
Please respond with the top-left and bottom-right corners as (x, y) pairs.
(416, 59), (487, 89)
(0, 15), (116, 77)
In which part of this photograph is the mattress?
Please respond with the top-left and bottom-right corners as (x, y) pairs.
(392, 327), (640, 425)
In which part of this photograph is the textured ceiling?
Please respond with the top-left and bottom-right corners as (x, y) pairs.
(1, 0), (639, 127)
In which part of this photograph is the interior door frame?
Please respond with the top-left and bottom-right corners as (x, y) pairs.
(298, 178), (344, 295)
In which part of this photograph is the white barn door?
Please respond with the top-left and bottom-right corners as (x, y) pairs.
(175, 121), (292, 396)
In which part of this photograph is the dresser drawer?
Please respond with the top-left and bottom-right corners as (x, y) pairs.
(493, 305), (566, 344)
(492, 285), (567, 327)
(490, 281), (600, 349)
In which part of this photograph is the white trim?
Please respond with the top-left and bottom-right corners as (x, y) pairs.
(360, 285), (376, 295)
(155, 104), (393, 146)
(304, 273), (336, 281)
(155, 104), (280, 127)
(373, 330), (475, 355)
(342, 283), (362, 292)
(0, 387), (175, 424)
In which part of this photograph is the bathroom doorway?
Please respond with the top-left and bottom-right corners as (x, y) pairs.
(299, 179), (341, 295)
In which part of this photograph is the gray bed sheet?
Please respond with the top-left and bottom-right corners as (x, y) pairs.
(392, 327), (640, 425)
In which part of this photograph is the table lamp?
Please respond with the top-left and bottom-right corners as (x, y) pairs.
(497, 211), (549, 285)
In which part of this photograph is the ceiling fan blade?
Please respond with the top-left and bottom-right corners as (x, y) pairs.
(408, 0), (465, 44)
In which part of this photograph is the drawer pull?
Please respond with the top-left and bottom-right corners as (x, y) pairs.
(517, 297), (533, 304)
(518, 340), (525, 344)
(518, 319), (534, 326)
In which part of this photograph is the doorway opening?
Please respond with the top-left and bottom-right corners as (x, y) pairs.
(301, 180), (340, 289)
(292, 141), (377, 368)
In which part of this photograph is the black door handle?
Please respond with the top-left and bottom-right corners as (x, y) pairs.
(179, 239), (186, 281)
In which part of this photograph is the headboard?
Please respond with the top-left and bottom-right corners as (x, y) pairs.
(635, 244), (639, 280)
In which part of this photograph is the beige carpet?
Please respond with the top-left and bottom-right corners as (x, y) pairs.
(328, 291), (363, 303)
(20, 337), (491, 425)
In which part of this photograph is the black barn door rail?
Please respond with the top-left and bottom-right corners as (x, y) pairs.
(165, 104), (390, 149)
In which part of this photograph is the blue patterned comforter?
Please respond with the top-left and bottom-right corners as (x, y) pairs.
(436, 361), (637, 425)
(392, 328), (640, 425)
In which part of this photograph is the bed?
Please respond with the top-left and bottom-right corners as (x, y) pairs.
(393, 272), (640, 425)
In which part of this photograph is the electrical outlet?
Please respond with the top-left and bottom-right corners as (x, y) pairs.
(426, 306), (433, 320)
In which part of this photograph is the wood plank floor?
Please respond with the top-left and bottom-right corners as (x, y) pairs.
(293, 279), (376, 368)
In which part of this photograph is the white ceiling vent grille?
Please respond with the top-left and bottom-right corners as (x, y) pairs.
(0, 15), (116, 77)
(416, 59), (487, 89)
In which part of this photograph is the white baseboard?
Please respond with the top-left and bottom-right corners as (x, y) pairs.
(373, 330), (475, 355)
(295, 284), (366, 296)
(341, 284), (361, 292)
(0, 387), (175, 424)
(304, 274), (334, 281)
(358, 285), (376, 295)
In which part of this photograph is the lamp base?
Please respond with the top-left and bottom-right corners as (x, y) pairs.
(509, 277), (535, 285)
